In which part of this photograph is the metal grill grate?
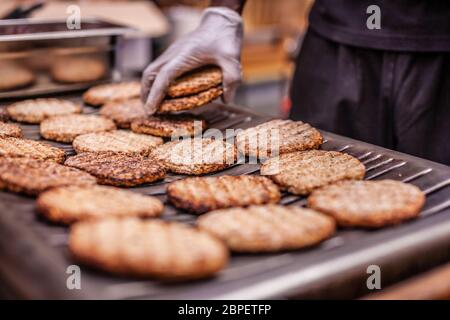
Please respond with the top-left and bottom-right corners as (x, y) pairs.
(1, 102), (450, 299)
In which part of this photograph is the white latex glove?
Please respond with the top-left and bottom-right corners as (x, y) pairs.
(141, 7), (243, 115)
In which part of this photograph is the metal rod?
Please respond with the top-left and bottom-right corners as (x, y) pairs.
(362, 154), (382, 164)
(338, 145), (352, 152)
(402, 168), (433, 183)
(357, 151), (373, 160)
(423, 178), (450, 196)
(280, 195), (302, 205)
(421, 200), (450, 217)
(365, 158), (394, 172)
(365, 161), (407, 180)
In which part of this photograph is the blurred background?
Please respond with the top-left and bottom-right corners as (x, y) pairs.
(153, 0), (314, 118)
(0, 0), (315, 116)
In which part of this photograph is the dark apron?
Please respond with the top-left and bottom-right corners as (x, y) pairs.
(290, 30), (450, 165)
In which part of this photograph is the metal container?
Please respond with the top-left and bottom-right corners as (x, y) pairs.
(0, 18), (132, 99)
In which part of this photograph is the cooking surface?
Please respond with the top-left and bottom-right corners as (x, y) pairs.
(1, 101), (450, 299)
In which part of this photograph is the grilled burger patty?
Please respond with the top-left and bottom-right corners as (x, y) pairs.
(73, 130), (163, 156)
(83, 81), (141, 106)
(0, 122), (22, 138)
(0, 137), (65, 163)
(37, 185), (164, 224)
(308, 180), (426, 228)
(40, 114), (116, 143)
(236, 119), (323, 158)
(166, 66), (223, 98)
(150, 138), (237, 175)
(0, 109), (9, 122)
(158, 87), (223, 114)
(198, 204), (336, 253)
(261, 150), (366, 195)
(69, 218), (229, 279)
(65, 152), (166, 187)
(131, 114), (206, 138)
(99, 98), (147, 129)
(7, 98), (82, 124)
(0, 157), (96, 196)
(167, 175), (281, 214)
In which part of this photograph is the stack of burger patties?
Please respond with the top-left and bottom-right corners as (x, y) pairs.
(156, 66), (223, 114)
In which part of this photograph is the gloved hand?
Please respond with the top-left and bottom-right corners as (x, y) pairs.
(141, 7), (243, 115)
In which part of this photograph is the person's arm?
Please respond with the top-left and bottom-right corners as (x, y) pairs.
(141, 1), (246, 115)
(210, 0), (247, 14)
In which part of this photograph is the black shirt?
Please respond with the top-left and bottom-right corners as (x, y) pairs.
(309, 0), (450, 52)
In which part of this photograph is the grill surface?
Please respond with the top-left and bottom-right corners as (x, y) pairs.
(0, 101), (450, 299)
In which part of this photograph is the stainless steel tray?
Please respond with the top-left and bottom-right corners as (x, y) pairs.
(0, 19), (133, 100)
(0, 18), (132, 41)
(0, 102), (449, 299)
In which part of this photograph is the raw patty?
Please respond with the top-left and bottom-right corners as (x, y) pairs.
(51, 57), (106, 83)
(0, 63), (35, 91)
